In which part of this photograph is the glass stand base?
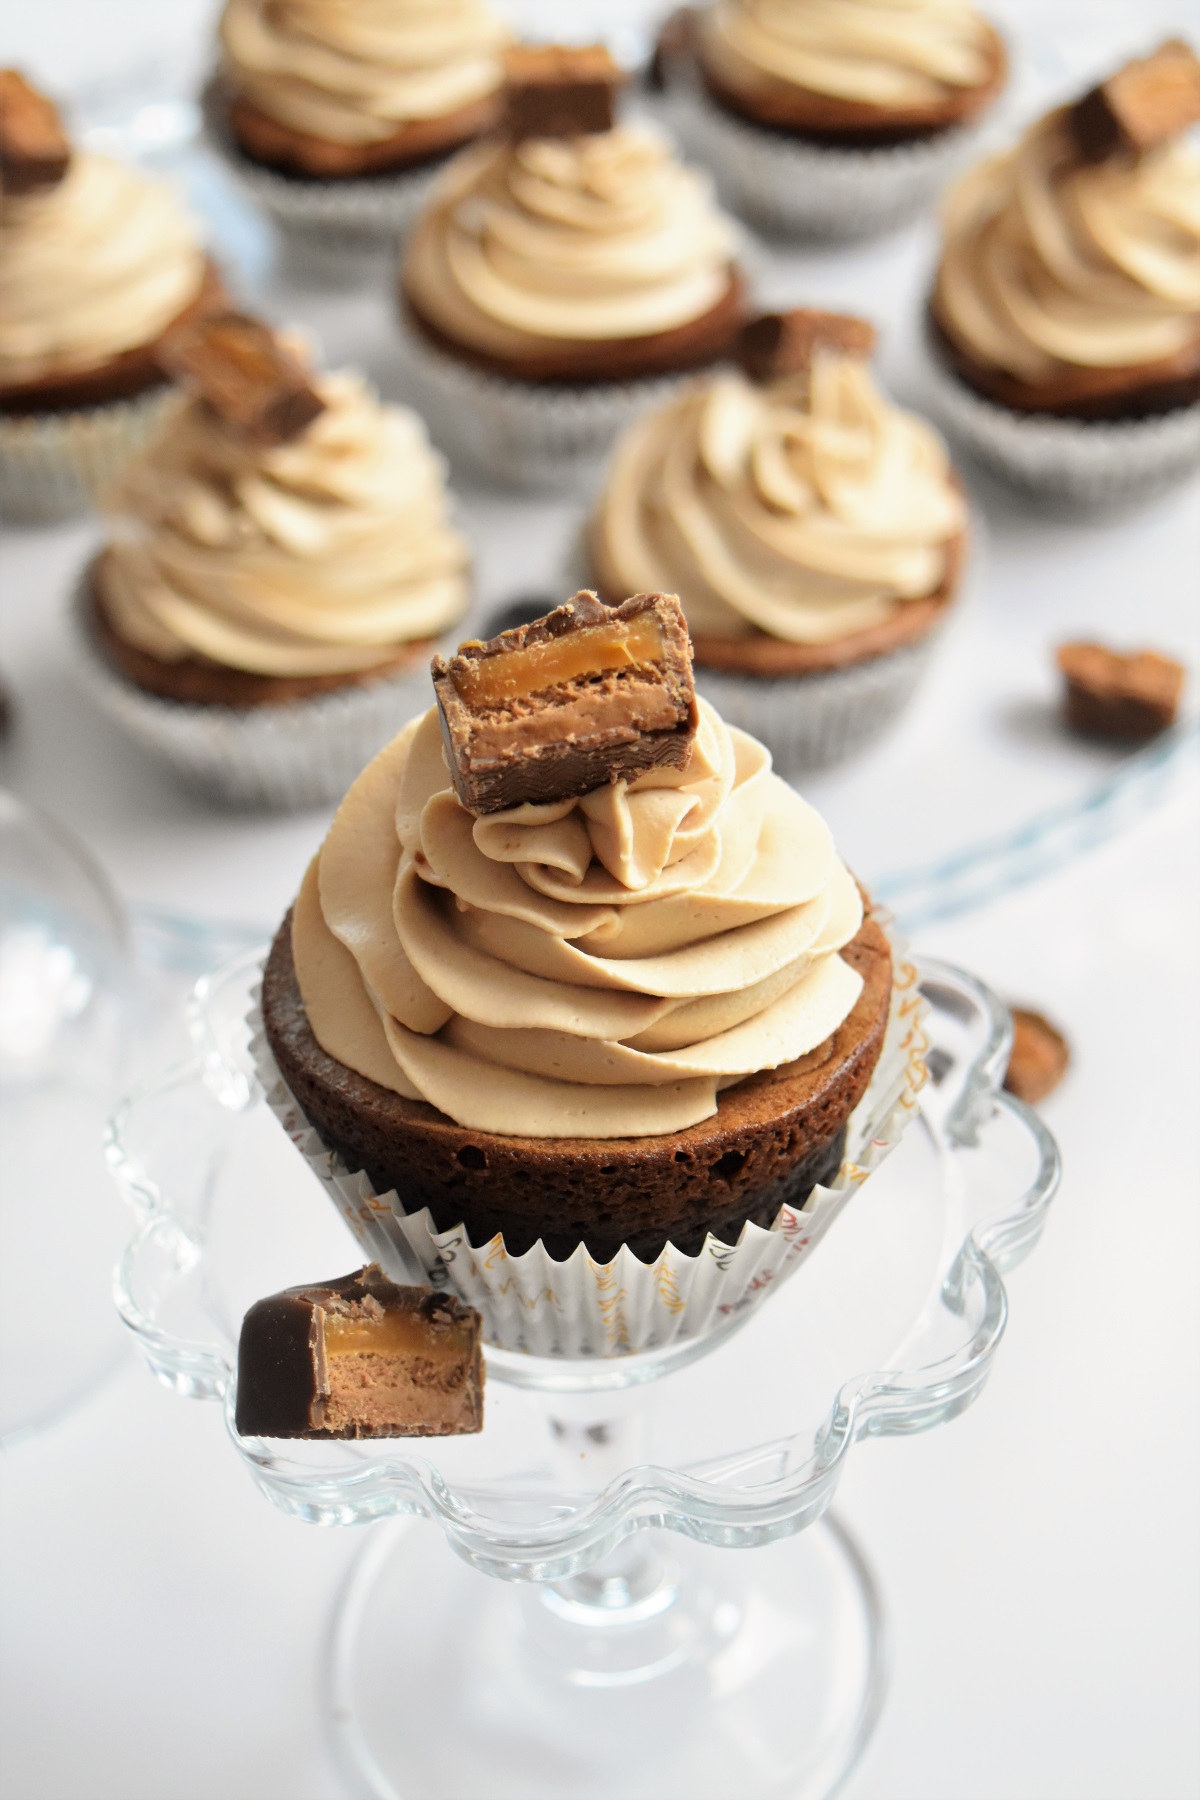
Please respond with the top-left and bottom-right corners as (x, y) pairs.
(326, 1513), (885, 1800)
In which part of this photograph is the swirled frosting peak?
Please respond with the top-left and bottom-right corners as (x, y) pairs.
(98, 359), (470, 678)
(935, 107), (1200, 381)
(0, 153), (206, 388)
(591, 359), (965, 645)
(219, 0), (509, 144)
(402, 124), (738, 356)
(292, 697), (866, 1137)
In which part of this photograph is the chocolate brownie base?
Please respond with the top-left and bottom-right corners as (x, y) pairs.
(0, 261), (227, 416)
(400, 268), (746, 386)
(262, 907), (893, 1265)
(87, 554), (434, 709)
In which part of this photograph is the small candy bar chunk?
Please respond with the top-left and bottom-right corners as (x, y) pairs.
(647, 7), (697, 93)
(1072, 40), (1200, 161)
(1056, 640), (1185, 744)
(734, 309), (878, 384)
(1004, 1009), (1070, 1106)
(504, 44), (623, 141)
(433, 590), (699, 815)
(235, 1265), (484, 1440)
(0, 70), (71, 197)
(157, 311), (326, 446)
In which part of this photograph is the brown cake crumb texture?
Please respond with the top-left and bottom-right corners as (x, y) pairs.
(1056, 640), (1185, 744)
(1004, 1009), (1070, 1106)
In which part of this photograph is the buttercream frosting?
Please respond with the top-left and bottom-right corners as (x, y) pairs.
(219, 0), (509, 145)
(402, 125), (738, 358)
(292, 697), (865, 1138)
(698, 0), (997, 110)
(591, 359), (965, 644)
(0, 153), (206, 388)
(935, 107), (1200, 382)
(98, 361), (470, 678)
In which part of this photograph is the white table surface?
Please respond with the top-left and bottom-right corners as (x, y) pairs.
(2, 4), (1199, 1798)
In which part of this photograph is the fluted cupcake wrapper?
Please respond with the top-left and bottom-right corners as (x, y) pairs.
(248, 913), (927, 1359)
(0, 387), (178, 523)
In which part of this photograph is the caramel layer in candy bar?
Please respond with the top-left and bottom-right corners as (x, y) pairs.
(1004, 1008), (1070, 1106)
(235, 1265), (484, 1439)
(1056, 640), (1185, 744)
(1072, 39), (1200, 160)
(158, 312), (325, 446)
(734, 310), (878, 384)
(433, 590), (698, 815)
(504, 44), (622, 141)
(0, 70), (71, 196)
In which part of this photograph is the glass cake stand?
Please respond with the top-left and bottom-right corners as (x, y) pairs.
(108, 951), (1058, 1800)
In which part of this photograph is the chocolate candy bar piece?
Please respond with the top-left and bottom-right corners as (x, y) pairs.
(433, 590), (699, 815)
(1004, 1008), (1070, 1106)
(1056, 640), (1185, 743)
(734, 310), (878, 384)
(1072, 40), (1200, 161)
(504, 44), (623, 141)
(157, 311), (326, 446)
(235, 1265), (484, 1439)
(647, 7), (697, 92)
(0, 70), (71, 197)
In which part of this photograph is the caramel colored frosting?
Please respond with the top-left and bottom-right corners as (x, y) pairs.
(291, 699), (865, 1138)
(402, 125), (738, 357)
(698, 0), (997, 109)
(218, 0), (509, 145)
(98, 361), (470, 678)
(934, 107), (1200, 382)
(591, 359), (965, 645)
(0, 153), (206, 388)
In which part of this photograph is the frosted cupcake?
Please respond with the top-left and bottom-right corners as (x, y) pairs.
(77, 314), (471, 809)
(399, 44), (745, 490)
(206, 0), (510, 256)
(0, 70), (224, 520)
(667, 0), (1006, 237)
(927, 40), (1200, 504)
(589, 310), (968, 771)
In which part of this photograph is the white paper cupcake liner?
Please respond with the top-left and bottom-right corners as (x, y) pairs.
(0, 386), (178, 523)
(248, 913), (927, 1358)
(919, 323), (1200, 509)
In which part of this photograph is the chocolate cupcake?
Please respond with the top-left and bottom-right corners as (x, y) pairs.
(77, 314), (471, 809)
(669, 0), (1006, 237)
(926, 40), (1200, 504)
(205, 0), (510, 259)
(253, 593), (925, 1356)
(398, 44), (745, 489)
(0, 70), (225, 520)
(588, 310), (969, 771)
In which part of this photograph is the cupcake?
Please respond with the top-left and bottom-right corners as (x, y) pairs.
(77, 313), (471, 810)
(670, 0), (1007, 237)
(588, 309), (969, 772)
(255, 591), (923, 1357)
(926, 39), (1200, 504)
(398, 43), (746, 490)
(206, 0), (510, 257)
(0, 70), (224, 521)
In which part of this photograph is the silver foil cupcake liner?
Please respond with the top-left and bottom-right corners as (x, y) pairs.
(249, 913), (926, 1358)
(0, 387), (178, 523)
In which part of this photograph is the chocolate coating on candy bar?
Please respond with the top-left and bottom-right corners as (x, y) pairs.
(734, 310), (877, 384)
(1071, 40), (1200, 161)
(1004, 1008), (1070, 1106)
(1056, 640), (1185, 744)
(235, 1264), (484, 1439)
(0, 71), (71, 196)
(432, 590), (698, 815)
(503, 44), (623, 141)
(157, 311), (326, 446)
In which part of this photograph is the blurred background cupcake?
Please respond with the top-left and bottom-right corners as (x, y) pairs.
(588, 308), (969, 772)
(0, 69), (224, 522)
(77, 312), (471, 809)
(398, 42), (746, 491)
(664, 0), (1007, 238)
(925, 38), (1200, 507)
(204, 0), (511, 265)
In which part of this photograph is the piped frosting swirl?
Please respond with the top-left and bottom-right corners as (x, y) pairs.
(292, 698), (865, 1137)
